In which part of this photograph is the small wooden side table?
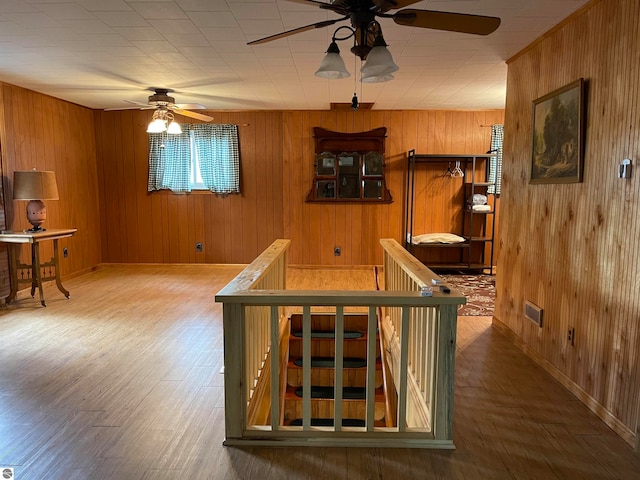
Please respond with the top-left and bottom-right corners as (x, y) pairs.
(0, 228), (77, 307)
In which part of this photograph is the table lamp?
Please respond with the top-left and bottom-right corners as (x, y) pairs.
(13, 170), (59, 232)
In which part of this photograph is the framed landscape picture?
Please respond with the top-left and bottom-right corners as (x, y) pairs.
(531, 78), (585, 184)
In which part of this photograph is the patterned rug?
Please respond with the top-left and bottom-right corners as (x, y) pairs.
(439, 274), (495, 316)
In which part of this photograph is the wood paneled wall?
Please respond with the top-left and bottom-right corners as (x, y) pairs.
(94, 111), (284, 264)
(94, 109), (502, 266)
(0, 84), (102, 298)
(282, 111), (503, 265)
(496, 0), (640, 446)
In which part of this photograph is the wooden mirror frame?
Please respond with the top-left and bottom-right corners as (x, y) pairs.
(306, 127), (392, 203)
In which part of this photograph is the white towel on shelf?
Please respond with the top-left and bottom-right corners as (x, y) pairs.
(472, 204), (492, 212)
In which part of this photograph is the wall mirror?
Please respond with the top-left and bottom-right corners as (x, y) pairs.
(306, 127), (392, 203)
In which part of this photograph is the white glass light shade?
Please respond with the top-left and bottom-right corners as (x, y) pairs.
(147, 118), (167, 133)
(360, 45), (399, 77)
(166, 121), (182, 134)
(361, 73), (395, 83)
(315, 52), (351, 79)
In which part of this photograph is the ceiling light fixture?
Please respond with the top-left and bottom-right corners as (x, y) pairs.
(146, 108), (182, 135)
(315, 22), (397, 83)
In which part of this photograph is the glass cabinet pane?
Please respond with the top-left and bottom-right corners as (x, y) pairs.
(363, 180), (383, 199)
(316, 180), (336, 198)
(338, 153), (359, 175)
(316, 152), (336, 176)
(338, 175), (359, 198)
(363, 152), (384, 176)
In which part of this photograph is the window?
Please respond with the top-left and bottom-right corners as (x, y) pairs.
(148, 124), (239, 194)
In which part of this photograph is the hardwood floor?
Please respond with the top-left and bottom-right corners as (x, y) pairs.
(1, 264), (639, 479)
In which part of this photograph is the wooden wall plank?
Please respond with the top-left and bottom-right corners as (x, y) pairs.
(0, 83), (101, 288)
(497, 0), (640, 446)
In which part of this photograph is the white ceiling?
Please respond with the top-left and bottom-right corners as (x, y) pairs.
(0, 0), (588, 111)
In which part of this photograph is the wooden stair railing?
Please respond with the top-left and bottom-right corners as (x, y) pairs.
(284, 313), (390, 427)
(216, 238), (465, 448)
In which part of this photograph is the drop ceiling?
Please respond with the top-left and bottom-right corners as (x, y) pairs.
(0, 0), (589, 111)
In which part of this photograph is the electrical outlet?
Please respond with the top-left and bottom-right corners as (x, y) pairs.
(195, 242), (203, 253)
(334, 246), (341, 256)
(567, 327), (575, 345)
(63, 247), (68, 258)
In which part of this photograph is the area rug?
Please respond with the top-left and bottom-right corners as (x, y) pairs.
(439, 274), (495, 316)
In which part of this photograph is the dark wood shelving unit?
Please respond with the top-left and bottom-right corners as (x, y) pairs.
(404, 150), (496, 272)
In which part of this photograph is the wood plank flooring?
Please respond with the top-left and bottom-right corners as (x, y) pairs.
(1, 264), (639, 479)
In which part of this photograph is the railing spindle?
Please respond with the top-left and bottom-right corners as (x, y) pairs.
(366, 306), (377, 431)
(270, 305), (280, 430)
(398, 306), (410, 431)
(302, 305), (312, 430)
(334, 306), (344, 431)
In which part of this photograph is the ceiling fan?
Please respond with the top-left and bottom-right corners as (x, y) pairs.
(106, 88), (213, 122)
(248, 0), (501, 58)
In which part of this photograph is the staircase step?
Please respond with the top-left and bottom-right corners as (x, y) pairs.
(293, 357), (367, 368)
(291, 385), (384, 401)
(286, 385), (385, 402)
(288, 418), (365, 427)
(291, 330), (364, 339)
(296, 386), (365, 399)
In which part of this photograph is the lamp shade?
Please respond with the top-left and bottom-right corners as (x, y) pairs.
(13, 170), (59, 200)
(361, 73), (395, 83)
(360, 45), (399, 78)
(166, 120), (182, 134)
(147, 118), (167, 133)
(315, 41), (351, 79)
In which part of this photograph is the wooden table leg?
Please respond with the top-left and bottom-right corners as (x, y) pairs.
(32, 243), (46, 307)
(53, 238), (70, 299)
(5, 244), (18, 304)
(30, 243), (38, 299)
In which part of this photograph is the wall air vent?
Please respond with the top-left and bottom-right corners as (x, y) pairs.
(525, 301), (543, 327)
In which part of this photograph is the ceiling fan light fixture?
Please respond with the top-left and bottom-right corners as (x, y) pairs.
(361, 72), (395, 83)
(315, 41), (351, 79)
(166, 120), (182, 135)
(360, 35), (399, 78)
(147, 118), (167, 133)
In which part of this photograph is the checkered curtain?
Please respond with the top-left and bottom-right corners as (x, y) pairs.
(488, 124), (504, 195)
(148, 131), (192, 192)
(192, 124), (240, 194)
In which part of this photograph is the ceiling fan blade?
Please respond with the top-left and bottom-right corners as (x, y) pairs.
(248, 16), (349, 45)
(104, 106), (152, 111)
(124, 99), (152, 107)
(373, 0), (423, 13)
(104, 101), (155, 111)
(393, 9), (501, 35)
(285, 0), (349, 14)
(174, 103), (206, 110)
(172, 108), (213, 122)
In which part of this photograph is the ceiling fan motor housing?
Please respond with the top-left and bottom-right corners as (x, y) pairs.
(148, 89), (175, 106)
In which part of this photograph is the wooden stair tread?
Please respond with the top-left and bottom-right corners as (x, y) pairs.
(291, 330), (364, 339)
(293, 357), (367, 368)
(288, 418), (366, 427)
(287, 418), (386, 428)
(288, 357), (382, 370)
(286, 385), (385, 402)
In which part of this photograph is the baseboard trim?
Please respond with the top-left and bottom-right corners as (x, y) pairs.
(492, 316), (637, 448)
(289, 264), (380, 270)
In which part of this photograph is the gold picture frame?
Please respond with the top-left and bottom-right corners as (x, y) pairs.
(531, 78), (585, 184)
